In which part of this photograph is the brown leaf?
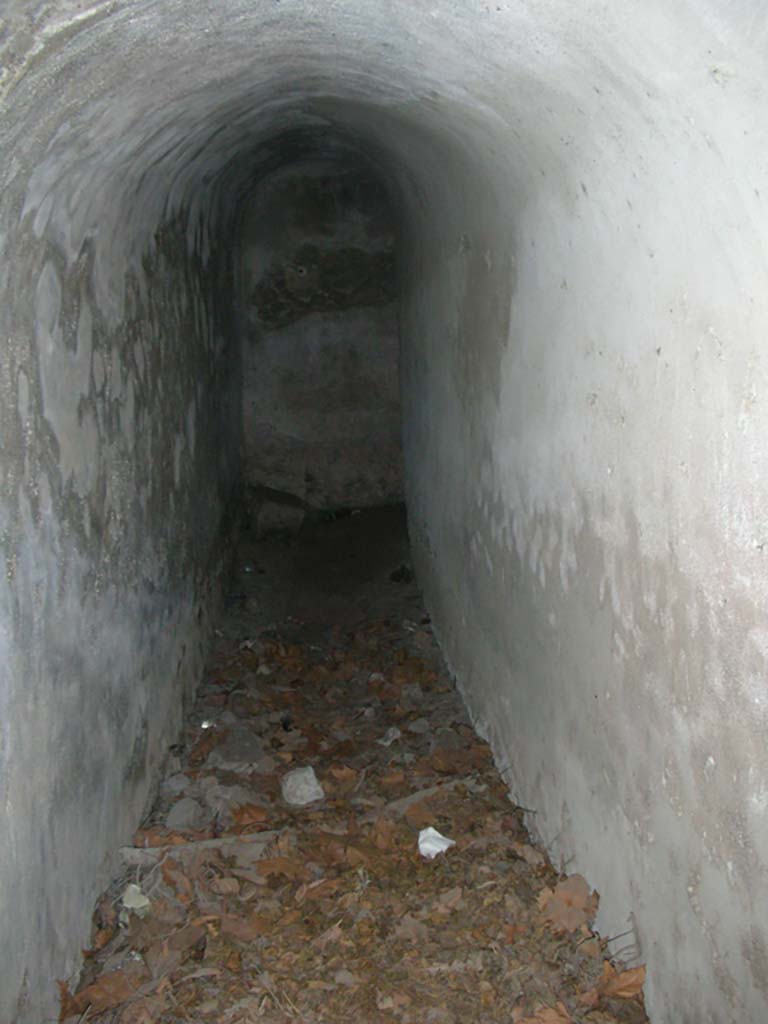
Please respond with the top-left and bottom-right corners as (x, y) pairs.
(404, 800), (433, 829)
(393, 913), (429, 943)
(371, 817), (398, 850)
(133, 826), (188, 848)
(504, 921), (528, 943)
(598, 960), (646, 999)
(429, 748), (471, 774)
(329, 763), (358, 792)
(512, 841), (547, 868)
(57, 981), (77, 1022)
(211, 876), (241, 896)
(166, 922), (207, 953)
(313, 920), (344, 949)
(116, 996), (166, 1024)
(161, 857), (194, 902)
(517, 1003), (573, 1023)
(188, 728), (226, 766)
(379, 770), (407, 788)
(225, 949), (243, 972)
(433, 886), (464, 914)
(231, 803), (269, 826)
(144, 941), (182, 980)
(294, 877), (343, 904)
(59, 965), (147, 1020)
(316, 838), (347, 865)
(537, 874), (598, 932)
(84, 925), (115, 956)
(345, 843), (374, 868)
(220, 912), (271, 942)
(255, 855), (306, 880)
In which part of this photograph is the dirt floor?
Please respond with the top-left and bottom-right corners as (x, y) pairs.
(58, 506), (649, 1024)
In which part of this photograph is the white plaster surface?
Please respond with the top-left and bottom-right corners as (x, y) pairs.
(1, 2), (768, 1021)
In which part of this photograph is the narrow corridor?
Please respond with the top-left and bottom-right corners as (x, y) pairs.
(5, 5), (768, 1021)
(59, 510), (647, 1024)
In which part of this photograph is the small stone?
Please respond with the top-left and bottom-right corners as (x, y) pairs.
(165, 796), (208, 831)
(377, 726), (402, 747)
(281, 766), (324, 806)
(334, 969), (362, 987)
(407, 717), (431, 735)
(199, 779), (257, 827)
(431, 727), (464, 753)
(162, 772), (191, 796)
(206, 723), (275, 774)
(401, 683), (424, 709)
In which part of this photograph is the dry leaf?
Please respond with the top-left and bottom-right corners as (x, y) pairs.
(231, 803), (269, 826)
(517, 1003), (573, 1023)
(133, 826), (188, 848)
(256, 855), (306, 879)
(295, 877), (342, 904)
(225, 949), (243, 972)
(144, 941), (182, 980)
(379, 771), (406, 787)
(404, 800), (433, 829)
(188, 729), (225, 766)
(329, 763), (358, 792)
(313, 920), (344, 949)
(504, 921), (528, 943)
(161, 857), (194, 902)
(84, 925), (115, 955)
(116, 996), (166, 1024)
(512, 841), (547, 868)
(59, 965), (147, 1020)
(211, 876), (241, 895)
(220, 912), (271, 942)
(598, 960), (646, 999)
(433, 886), (464, 913)
(429, 748), (471, 774)
(345, 843), (374, 868)
(371, 817), (398, 850)
(538, 874), (598, 932)
(393, 913), (429, 943)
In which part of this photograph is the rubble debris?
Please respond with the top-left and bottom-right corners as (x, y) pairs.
(280, 765), (325, 805)
(165, 796), (208, 831)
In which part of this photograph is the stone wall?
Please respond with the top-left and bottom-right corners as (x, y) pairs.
(3, 3), (768, 1021)
(239, 161), (402, 509)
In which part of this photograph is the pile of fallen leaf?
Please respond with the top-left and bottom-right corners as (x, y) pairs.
(59, 615), (648, 1024)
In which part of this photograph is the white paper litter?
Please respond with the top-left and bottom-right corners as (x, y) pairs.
(418, 826), (456, 859)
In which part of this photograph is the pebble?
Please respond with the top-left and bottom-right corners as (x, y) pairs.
(281, 766), (325, 806)
(165, 796), (208, 831)
(407, 717), (431, 735)
(377, 726), (402, 747)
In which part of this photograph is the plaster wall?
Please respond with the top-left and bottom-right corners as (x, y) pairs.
(2, 2), (768, 1022)
(239, 161), (402, 508)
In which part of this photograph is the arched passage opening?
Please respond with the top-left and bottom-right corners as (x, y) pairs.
(236, 142), (403, 512)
